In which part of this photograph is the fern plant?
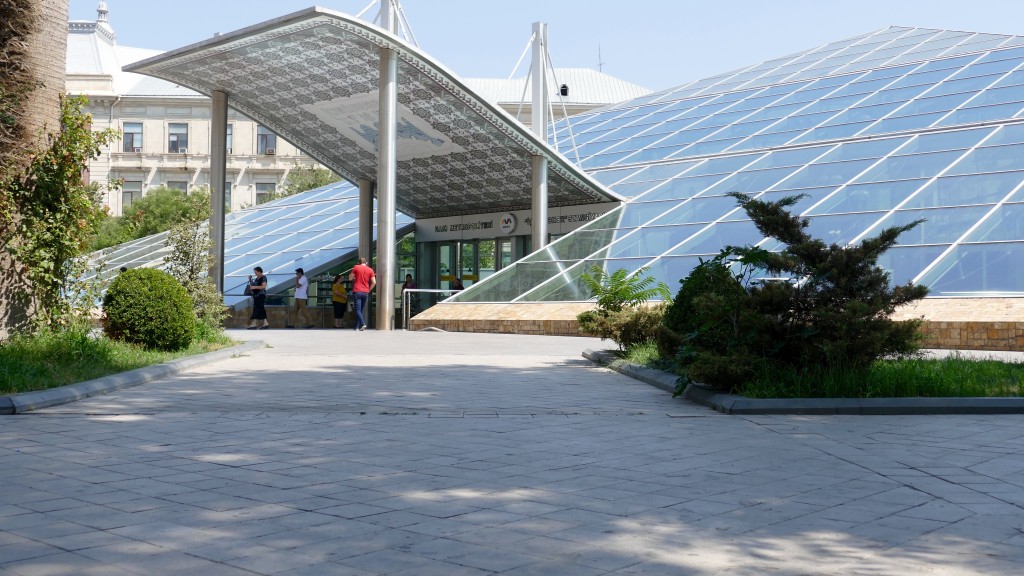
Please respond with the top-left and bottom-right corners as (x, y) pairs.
(580, 265), (671, 313)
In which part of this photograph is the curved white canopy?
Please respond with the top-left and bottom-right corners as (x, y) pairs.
(125, 6), (622, 219)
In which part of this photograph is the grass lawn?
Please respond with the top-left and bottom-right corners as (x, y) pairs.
(0, 328), (235, 395)
(623, 342), (1024, 399)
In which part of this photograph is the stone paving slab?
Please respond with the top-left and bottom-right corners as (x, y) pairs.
(1, 330), (1023, 574)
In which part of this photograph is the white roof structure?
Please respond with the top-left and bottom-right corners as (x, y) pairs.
(67, 15), (201, 98)
(465, 68), (651, 107)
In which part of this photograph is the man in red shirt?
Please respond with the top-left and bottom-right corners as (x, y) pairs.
(348, 257), (376, 331)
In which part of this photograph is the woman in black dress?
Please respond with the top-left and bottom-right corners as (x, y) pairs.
(248, 266), (269, 329)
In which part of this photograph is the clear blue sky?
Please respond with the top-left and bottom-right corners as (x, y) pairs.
(70, 1), (1024, 92)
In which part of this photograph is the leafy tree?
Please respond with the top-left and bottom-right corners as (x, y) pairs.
(1, 95), (118, 331)
(90, 185), (211, 250)
(273, 165), (340, 201)
(661, 193), (929, 392)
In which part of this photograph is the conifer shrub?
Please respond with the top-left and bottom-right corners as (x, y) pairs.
(103, 269), (194, 351)
(662, 193), (929, 393)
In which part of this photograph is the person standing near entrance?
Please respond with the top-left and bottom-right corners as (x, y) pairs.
(349, 257), (375, 331)
(292, 268), (313, 328)
(247, 267), (269, 330)
(331, 273), (348, 329)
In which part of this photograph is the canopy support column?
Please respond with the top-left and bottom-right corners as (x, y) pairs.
(376, 46), (398, 331)
(209, 89), (228, 293)
(530, 21), (549, 250)
(358, 178), (373, 263)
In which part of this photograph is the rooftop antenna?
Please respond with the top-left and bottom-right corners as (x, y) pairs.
(355, 0), (419, 46)
(597, 43), (605, 73)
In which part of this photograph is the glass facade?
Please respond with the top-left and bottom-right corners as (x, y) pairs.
(86, 181), (415, 306)
(462, 27), (1024, 302)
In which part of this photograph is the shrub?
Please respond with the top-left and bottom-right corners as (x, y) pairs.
(165, 221), (227, 334)
(103, 268), (194, 351)
(663, 193), (929, 393)
(579, 303), (666, 350)
(577, 266), (671, 350)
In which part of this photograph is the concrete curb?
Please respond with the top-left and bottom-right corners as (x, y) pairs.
(582, 348), (1024, 415)
(0, 340), (265, 415)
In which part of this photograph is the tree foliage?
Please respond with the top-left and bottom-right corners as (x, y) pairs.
(661, 193), (929, 392)
(268, 165), (340, 202)
(90, 185), (211, 250)
(164, 220), (227, 336)
(577, 266), (671, 350)
(1, 95), (118, 330)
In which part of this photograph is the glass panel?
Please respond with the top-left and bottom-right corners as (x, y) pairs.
(821, 102), (902, 125)
(896, 127), (991, 154)
(937, 102), (1024, 126)
(919, 243), (1024, 296)
(590, 167), (644, 186)
(616, 201), (692, 227)
(866, 206), (992, 245)
(876, 245), (948, 286)
(675, 138), (745, 157)
(854, 150), (964, 182)
(926, 73), (1001, 98)
(982, 123), (1024, 146)
(760, 187), (843, 214)
(860, 112), (945, 135)
(947, 143), (1024, 175)
(520, 258), (654, 302)
(700, 166), (804, 196)
(818, 137), (909, 162)
(643, 256), (703, 291)
(648, 197), (741, 226)
(803, 212), (886, 245)
(637, 174), (728, 201)
(891, 92), (977, 116)
(807, 179), (927, 214)
(965, 204), (1024, 241)
(522, 228), (631, 262)
(745, 145), (832, 169)
(789, 121), (872, 143)
(967, 85), (1024, 107)
(905, 172), (1024, 208)
(604, 226), (695, 258)
(669, 220), (764, 255)
(453, 261), (571, 302)
(954, 58), (1021, 80)
(780, 159), (876, 189)
(736, 130), (802, 149)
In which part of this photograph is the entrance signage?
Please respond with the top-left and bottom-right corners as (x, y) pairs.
(416, 202), (619, 242)
(499, 213), (517, 234)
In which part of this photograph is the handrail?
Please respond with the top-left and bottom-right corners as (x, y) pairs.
(401, 288), (459, 329)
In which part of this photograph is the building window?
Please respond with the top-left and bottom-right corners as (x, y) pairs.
(121, 180), (142, 207)
(257, 125), (277, 154)
(168, 123), (188, 153)
(226, 124), (233, 154)
(123, 123), (143, 152)
(224, 181), (232, 210)
(255, 182), (276, 204)
(167, 181), (188, 191)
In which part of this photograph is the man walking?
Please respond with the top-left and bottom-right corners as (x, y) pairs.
(349, 257), (376, 331)
(292, 268), (313, 328)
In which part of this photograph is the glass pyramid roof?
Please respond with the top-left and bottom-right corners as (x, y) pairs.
(86, 181), (414, 306)
(457, 27), (1024, 302)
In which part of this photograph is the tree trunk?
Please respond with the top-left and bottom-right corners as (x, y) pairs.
(0, 0), (68, 339)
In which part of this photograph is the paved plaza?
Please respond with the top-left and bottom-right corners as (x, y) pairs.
(2, 330), (1024, 575)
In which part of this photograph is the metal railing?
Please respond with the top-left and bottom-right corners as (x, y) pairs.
(401, 288), (459, 329)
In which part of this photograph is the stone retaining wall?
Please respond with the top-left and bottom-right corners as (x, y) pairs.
(408, 298), (1024, 351)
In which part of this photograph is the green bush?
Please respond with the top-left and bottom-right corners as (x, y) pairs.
(103, 268), (194, 351)
(662, 193), (929, 394)
(579, 304), (666, 350)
